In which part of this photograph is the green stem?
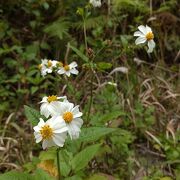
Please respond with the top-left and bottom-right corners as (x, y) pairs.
(57, 147), (61, 180)
(83, 18), (88, 55)
(87, 73), (93, 122)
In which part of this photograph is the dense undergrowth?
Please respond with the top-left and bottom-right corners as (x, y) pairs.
(0, 0), (179, 179)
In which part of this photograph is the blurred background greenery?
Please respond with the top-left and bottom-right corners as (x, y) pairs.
(0, 0), (179, 179)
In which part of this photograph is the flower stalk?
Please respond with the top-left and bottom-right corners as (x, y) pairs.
(57, 147), (61, 180)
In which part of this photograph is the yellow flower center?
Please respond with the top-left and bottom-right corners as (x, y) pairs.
(47, 95), (57, 103)
(64, 65), (70, 71)
(38, 64), (42, 70)
(63, 112), (73, 123)
(40, 125), (53, 140)
(146, 32), (154, 41)
(47, 60), (52, 67)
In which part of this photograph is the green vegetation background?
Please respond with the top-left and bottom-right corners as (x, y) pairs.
(0, 0), (179, 180)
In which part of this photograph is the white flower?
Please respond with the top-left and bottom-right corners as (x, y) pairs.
(90, 0), (101, 7)
(40, 95), (67, 118)
(134, 25), (155, 53)
(38, 59), (57, 77)
(33, 118), (68, 149)
(51, 102), (83, 139)
(57, 61), (79, 77)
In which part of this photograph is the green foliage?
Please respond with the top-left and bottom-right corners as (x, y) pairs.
(44, 18), (70, 40)
(76, 127), (118, 143)
(0, 0), (179, 179)
(24, 105), (42, 126)
(71, 144), (101, 172)
(69, 44), (89, 63)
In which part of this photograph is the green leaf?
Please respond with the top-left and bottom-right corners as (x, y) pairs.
(39, 148), (57, 161)
(0, 171), (32, 180)
(65, 175), (82, 180)
(99, 111), (126, 123)
(44, 18), (70, 39)
(97, 62), (112, 70)
(33, 169), (55, 180)
(69, 44), (89, 63)
(71, 144), (101, 172)
(77, 127), (117, 143)
(59, 150), (73, 177)
(24, 105), (41, 126)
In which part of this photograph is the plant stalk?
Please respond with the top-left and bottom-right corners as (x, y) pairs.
(57, 147), (61, 180)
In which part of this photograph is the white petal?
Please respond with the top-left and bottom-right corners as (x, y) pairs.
(67, 103), (74, 111)
(134, 31), (145, 37)
(72, 106), (83, 118)
(52, 60), (57, 67)
(57, 96), (67, 100)
(38, 118), (45, 128)
(72, 118), (83, 128)
(42, 139), (56, 149)
(34, 132), (42, 143)
(48, 116), (68, 133)
(69, 62), (77, 68)
(65, 71), (71, 77)
(138, 25), (147, 35)
(147, 40), (155, 53)
(33, 118), (45, 132)
(42, 140), (48, 149)
(57, 68), (65, 74)
(67, 123), (81, 139)
(47, 101), (61, 115)
(70, 68), (79, 75)
(135, 36), (146, 45)
(33, 126), (40, 132)
(61, 102), (74, 113)
(47, 69), (52, 73)
(52, 132), (67, 147)
(40, 97), (48, 103)
(40, 103), (50, 118)
(146, 25), (152, 32)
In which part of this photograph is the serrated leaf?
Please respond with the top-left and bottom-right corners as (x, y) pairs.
(77, 127), (117, 143)
(24, 105), (41, 126)
(44, 18), (70, 39)
(71, 144), (101, 172)
(59, 150), (73, 177)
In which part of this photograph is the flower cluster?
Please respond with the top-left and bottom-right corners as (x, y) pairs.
(134, 25), (155, 53)
(89, 0), (101, 7)
(33, 95), (83, 149)
(38, 59), (79, 77)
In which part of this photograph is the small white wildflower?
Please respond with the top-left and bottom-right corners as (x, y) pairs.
(51, 102), (83, 140)
(57, 61), (79, 77)
(33, 118), (68, 149)
(90, 0), (101, 7)
(134, 25), (155, 53)
(38, 59), (57, 77)
(40, 95), (67, 118)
